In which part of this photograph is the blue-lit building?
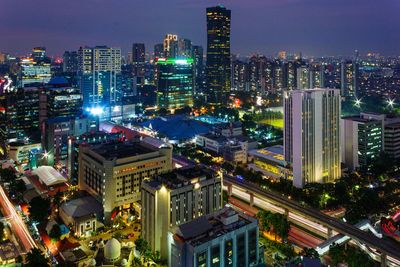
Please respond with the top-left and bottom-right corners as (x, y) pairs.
(156, 58), (194, 110)
(77, 46), (122, 114)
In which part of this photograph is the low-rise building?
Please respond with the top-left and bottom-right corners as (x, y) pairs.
(59, 196), (103, 237)
(78, 140), (173, 223)
(248, 145), (292, 180)
(141, 166), (222, 259)
(168, 207), (261, 267)
(7, 141), (41, 165)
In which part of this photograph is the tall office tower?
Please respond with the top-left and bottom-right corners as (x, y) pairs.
(31, 47), (47, 62)
(163, 34), (178, 58)
(62, 51), (79, 73)
(206, 5), (231, 105)
(4, 87), (41, 142)
(341, 60), (358, 97)
(155, 58), (194, 110)
(284, 89), (341, 188)
(178, 38), (192, 57)
(310, 63), (325, 88)
(19, 57), (51, 87)
(283, 61), (299, 90)
(40, 77), (83, 124)
(168, 207), (260, 267)
(154, 43), (164, 58)
(141, 166), (222, 259)
(324, 61), (341, 89)
(232, 60), (249, 92)
(342, 114), (383, 171)
(272, 59), (284, 91)
(296, 66), (311, 89)
(79, 141), (173, 223)
(77, 46), (122, 110)
(132, 43), (145, 78)
(248, 55), (272, 94)
(192, 45), (204, 93)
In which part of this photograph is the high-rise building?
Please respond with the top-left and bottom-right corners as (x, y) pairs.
(192, 45), (204, 93)
(232, 60), (249, 92)
(296, 66), (310, 89)
(132, 43), (145, 78)
(19, 57), (51, 87)
(341, 114), (383, 171)
(163, 34), (178, 58)
(141, 166), (222, 259)
(310, 63), (325, 88)
(77, 46), (122, 110)
(272, 59), (284, 91)
(178, 38), (192, 58)
(154, 43), (164, 58)
(78, 141), (173, 223)
(155, 58), (194, 110)
(284, 89), (341, 188)
(283, 61), (299, 90)
(206, 5), (231, 105)
(248, 55), (272, 94)
(168, 206), (261, 267)
(63, 51), (79, 73)
(341, 60), (358, 97)
(32, 47), (47, 62)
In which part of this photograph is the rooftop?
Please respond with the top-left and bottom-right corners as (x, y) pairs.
(144, 166), (216, 190)
(91, 141), (156, 160)
(249, 145), (286, 166)
(32, 166), (67, 186)
(60, 195), (103, 219)
(174, 207), (256, 247)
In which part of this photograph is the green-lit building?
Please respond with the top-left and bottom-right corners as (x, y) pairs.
(155, 58), (194, 110)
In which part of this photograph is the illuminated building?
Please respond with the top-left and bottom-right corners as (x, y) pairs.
(154, 43), (164, 58)
(342, 114), (383, 171)
(296, 66), (311, 89)
(168, 207), (260, 267)
(78, 140), (172, 223)
(163, 34), (178, 58)
(278, 51), (287, 60)
(310, 63), (325, 88)
(283, 61), (299, 90)
(272, 59), (284, 91)
(31, 47), (47, 62)
(19, 57), (51, 87)
(77, 46), (122, 111)
(248, 145), (292, 180)
(206, 5), (231, 105)
(67, 131), (123, 183)
(156, 58), (194, 110)
(132, 43), (145, 78)
(42, 115), (98, 166)
(7, 141), (42, 165)
(232, 59), (249, 92)
(3, 86), (41, 142)
(141, 166), (222, 259)
(40, 77), (83, 123)
(341, 60), (359, 97)
(192, 45), (204, 93)
(179, 38), (192, 58)
(284, 89), (341, 188)
(62, 51), (78, 73)
(248, 55), (273, 94)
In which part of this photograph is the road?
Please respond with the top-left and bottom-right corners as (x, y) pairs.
(0, 185), (36, 253)
(224, 175), (400, 263)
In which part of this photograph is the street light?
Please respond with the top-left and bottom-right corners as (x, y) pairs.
(387, 98), (395, 108)
(354, 98), (361, 108)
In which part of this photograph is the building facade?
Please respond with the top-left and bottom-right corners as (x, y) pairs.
(284, 89), (341, 188)
(206, 5), (231, 105)
(78, 141), (172, 223)
(141, 166), (222, 259)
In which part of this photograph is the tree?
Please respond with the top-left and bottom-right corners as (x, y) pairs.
(135, 237), (149, 256)
(29, 197), (51, 223)
(49, 224), (61, 242)
(25, 248), (49, 267)
(0, 168), (16, 182)
(302, 247), (319, 258)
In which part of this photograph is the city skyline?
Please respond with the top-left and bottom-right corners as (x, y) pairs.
(1, 0), (400, 57)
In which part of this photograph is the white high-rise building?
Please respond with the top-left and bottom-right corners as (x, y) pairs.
(284, 88), (341, 188)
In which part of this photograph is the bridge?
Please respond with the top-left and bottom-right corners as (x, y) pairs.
(224, 175), (400, 267)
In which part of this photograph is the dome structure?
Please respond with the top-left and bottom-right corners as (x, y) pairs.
(104, 238), (121, 262)
(121, 259), (128, 266)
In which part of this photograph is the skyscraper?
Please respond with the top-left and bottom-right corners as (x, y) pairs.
(341, 60), (358, 97)
(206, 5), (231, 105)
(154, 43), (164, 58)
(156, 58), (194, 110)
(77, 46), (121, 111)
(192, 45), (204, 93)
(132, 43), (145, 77)
(62, 51), (79, 73)
(163, 34), (178, 58)
(284, 89), (341, 188)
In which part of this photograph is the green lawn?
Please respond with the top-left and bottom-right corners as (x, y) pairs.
(258, 118), (284, 129)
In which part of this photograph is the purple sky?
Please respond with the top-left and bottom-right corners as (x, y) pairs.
(1, 0), (399, 57)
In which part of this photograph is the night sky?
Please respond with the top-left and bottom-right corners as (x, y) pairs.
(1, 0), (399, 57)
